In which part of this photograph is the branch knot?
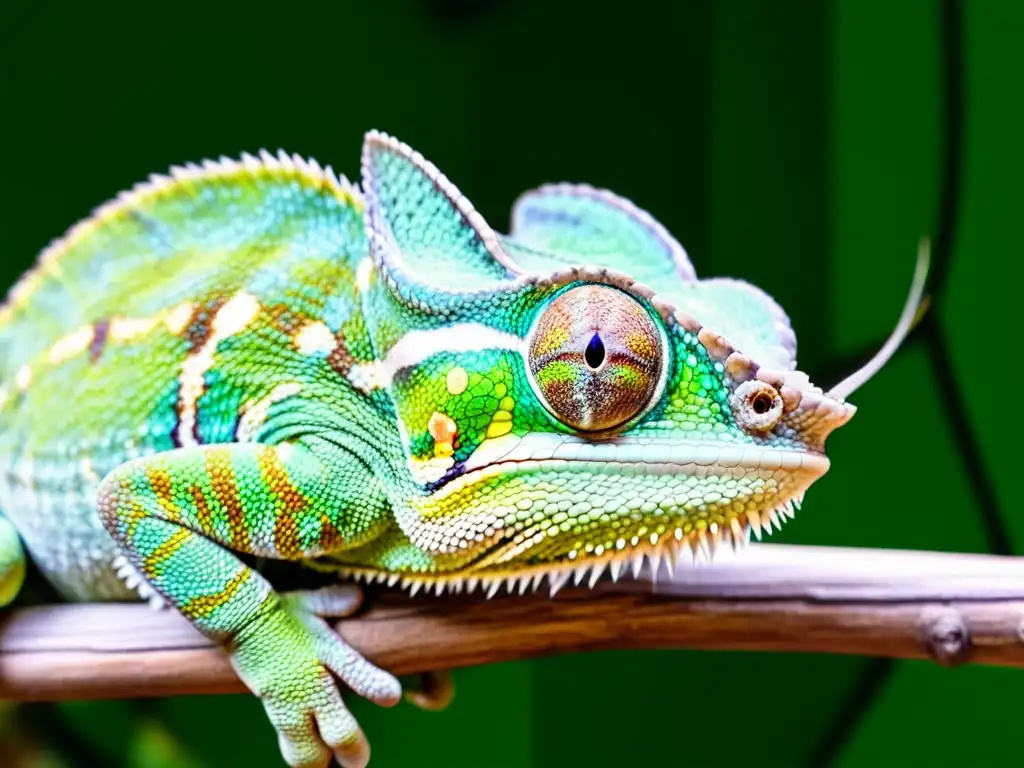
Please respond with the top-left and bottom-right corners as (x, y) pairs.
(918, 605), (971, 667)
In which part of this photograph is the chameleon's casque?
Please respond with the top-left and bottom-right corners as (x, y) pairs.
(0, 130), (926, 768)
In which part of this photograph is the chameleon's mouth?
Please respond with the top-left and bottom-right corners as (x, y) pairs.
(457, 432), (829, 476)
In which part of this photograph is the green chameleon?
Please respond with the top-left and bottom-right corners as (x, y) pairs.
(0, 130), (927, 767)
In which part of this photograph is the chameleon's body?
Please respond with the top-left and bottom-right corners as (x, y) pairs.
(0, 131), (918, 767)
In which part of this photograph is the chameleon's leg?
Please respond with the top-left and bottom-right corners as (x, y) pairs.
(0, 516), (25, 607)
(98, 441), (402, 768)
(403, 671), (455, 711)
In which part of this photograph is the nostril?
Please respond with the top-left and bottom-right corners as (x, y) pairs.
(584, 333), (605, 369)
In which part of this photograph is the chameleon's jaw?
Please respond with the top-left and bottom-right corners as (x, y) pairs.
(364, 437), (831, 596)
(345, 457), (818, 598)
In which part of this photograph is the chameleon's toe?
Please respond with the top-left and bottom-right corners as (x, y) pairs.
(282, 584), (365, 618)
(273, 705), (333, 768)
(301, 613), (403, 706)
(311, 687), (371, 768)
(270, 674), (369, 768)
(284, 585), (404, 708)
(403, 670), (455, 711)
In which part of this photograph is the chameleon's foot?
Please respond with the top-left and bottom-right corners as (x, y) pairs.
(403, 670), (455, 712)
(231, 593), (402, 768)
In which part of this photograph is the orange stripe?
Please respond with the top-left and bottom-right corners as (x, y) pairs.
(273, 513), (303, 558)
(256, 446), (308, 515)
(190, 485), (213, 534)
(207, 447), (251, 551)
(142, 529), (192, 577)
(318, 514), (343, 553)
(145, 467), (181, 522)
(181, 567), (252, 620)
(260, 445), (311, 558)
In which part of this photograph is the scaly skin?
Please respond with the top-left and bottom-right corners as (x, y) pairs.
(0, 130), (909, 767)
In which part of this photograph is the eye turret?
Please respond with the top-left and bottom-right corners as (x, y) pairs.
(527, 285), (664, 432)
(730, 379), (784, 432)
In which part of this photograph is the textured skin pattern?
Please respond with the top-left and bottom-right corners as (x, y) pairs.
(0, 131), (860, 767)
(508, 183), (697, 283)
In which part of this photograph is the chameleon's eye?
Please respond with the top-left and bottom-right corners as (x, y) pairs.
(731, 380), (784, 432)
(527, 285), (664, 432)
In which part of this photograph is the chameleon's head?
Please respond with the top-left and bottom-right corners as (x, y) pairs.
(358, 131), (928, 592)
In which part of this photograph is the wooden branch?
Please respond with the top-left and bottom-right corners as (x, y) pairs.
(4, 543), (1024, 702)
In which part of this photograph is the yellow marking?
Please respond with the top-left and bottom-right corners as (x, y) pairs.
(534, 326), (570, 356)
(625, 331), (657, 357)
(213, 292), (260, 336)
(486, 421), (513, 438)
(47, 325), (95, 365)
(181, 567), (252, 620)
(120, 506), (150, 538)
(355, 257), (374, 292)
(177, 292), (261, 448)
(485, 397), (515, 438)
(164, 301), (194, 334)
(143, 529), (192, 576)
(30, 303), (200, 375)
(294, 321), (336, 356)
(97, 303), (190, 343)
(446, 366), (468, 395)
(19, 301), (220, 384)
(109, 315), (160, 341)
(494, 382), (507, 398)
(237, 382), (303, 442)
(15, 365), (32, 392)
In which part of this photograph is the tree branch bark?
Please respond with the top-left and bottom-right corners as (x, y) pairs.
(3, 543), (1024, 701)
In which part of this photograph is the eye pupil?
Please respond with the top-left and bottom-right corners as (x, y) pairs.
(584, 333), (606, 369)
(751, 393), (773, 414)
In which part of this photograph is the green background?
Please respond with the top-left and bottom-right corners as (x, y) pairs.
(1, 0), (1021, 765)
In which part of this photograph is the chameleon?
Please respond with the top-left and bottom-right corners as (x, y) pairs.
(0, 130), (927, 767)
